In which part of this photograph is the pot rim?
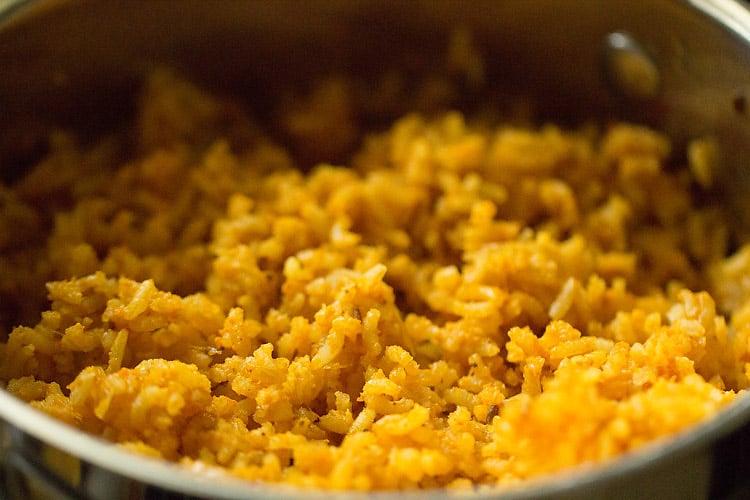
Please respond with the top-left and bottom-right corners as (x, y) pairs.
(2, 0), (750, 498)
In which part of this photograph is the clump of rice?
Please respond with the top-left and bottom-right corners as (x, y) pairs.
(1, 68), (750, 491)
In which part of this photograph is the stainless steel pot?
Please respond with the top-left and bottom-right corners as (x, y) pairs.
(2, 1), (750, 498)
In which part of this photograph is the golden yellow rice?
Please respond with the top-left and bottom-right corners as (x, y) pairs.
(2, 68), (750, 491)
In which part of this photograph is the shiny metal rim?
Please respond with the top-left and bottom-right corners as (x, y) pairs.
(1, 0), (750, 498)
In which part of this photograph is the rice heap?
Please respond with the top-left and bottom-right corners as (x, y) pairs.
(1, 69), (750, 491)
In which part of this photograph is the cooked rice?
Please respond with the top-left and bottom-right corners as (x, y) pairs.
(1, 68), (749, 491)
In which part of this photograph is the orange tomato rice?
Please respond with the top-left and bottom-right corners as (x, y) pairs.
(1, 69), (750, 491)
